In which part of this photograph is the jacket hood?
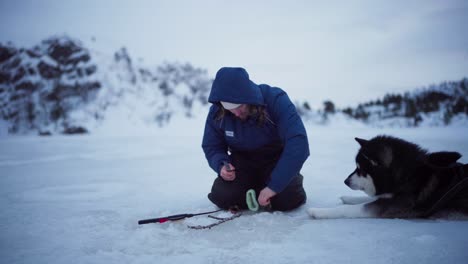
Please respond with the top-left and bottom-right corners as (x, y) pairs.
(208, 67), (264, 106)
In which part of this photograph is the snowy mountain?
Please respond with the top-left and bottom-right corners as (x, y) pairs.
(0, 35), (212, 135)
(1, 36), (466, 135)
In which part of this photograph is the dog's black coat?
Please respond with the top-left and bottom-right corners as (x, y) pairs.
(349, 135), (468, 218)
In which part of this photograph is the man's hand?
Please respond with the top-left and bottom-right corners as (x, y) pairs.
(258, 187), (276, 206)
(220, 163), (236, 181)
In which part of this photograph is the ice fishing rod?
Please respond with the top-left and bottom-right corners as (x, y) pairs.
(138, 209), (224, 225)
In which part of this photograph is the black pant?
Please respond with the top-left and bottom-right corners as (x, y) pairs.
(207, 143), (307, 211)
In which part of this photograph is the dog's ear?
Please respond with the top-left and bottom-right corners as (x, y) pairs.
(355, 137), (369, 147)
(379, 146), (393, 167)
(427, 151), (462, 167)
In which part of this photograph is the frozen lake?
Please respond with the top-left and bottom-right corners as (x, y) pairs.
(1, 121), (467, 264)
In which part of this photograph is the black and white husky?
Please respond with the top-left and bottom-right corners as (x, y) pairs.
(308, 135), (468, 219)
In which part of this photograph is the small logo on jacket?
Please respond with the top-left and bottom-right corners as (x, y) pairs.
(225, 131), (234, 137)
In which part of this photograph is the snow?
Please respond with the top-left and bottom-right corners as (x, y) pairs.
(1, 119), (467, 264)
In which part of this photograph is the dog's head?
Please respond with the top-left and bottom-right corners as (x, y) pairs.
(345, 136), (463, 197)
(344, 137), (394, 197)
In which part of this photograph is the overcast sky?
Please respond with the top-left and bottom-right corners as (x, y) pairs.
(1, 0), (467, 107)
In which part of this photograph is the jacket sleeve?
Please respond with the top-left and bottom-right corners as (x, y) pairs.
(267, 92), (310, 193)
(201, 106), (230, 175)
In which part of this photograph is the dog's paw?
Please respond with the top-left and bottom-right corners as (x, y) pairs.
(340, 195), (376, 205)
(308, 204), (373, 219)
(340, 196), (354, 204)
(307, 208), (330, 219)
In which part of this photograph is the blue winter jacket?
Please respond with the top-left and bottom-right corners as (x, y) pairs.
(202, 67), (309, 193)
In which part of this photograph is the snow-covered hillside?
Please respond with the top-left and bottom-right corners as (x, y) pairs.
(0, 35), (212, 135)
(297, 78), (468, 127)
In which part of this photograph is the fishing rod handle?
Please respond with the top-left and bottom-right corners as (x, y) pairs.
(138, 213), (193, 225)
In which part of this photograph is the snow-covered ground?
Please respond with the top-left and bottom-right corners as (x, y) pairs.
(1, 118), (467, 264)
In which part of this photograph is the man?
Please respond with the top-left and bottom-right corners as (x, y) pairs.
(202, 67), (309, 211)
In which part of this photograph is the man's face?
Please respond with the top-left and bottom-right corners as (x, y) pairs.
(228, 104), (249, 120)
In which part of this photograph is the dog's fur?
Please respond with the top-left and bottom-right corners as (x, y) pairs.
(308, 135), (468, 219)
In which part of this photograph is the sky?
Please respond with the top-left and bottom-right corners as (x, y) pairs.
(1, 0), (467, 107)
